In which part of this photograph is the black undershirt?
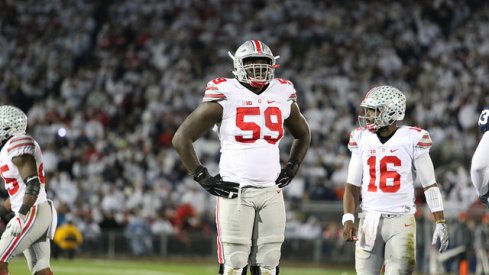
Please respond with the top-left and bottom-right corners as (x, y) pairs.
(377, 128), (398, 144)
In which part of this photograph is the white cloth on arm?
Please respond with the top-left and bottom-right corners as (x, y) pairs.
(414, 152), (436, 188)
(471, 132), (489, 196)
(358, 212), (381, 252)
(346, 153), (362, 186)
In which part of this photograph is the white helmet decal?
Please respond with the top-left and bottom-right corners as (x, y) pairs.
(228, 40), (280, 88)
(0, 105), (28, 145)
(358, 86), (406, 132)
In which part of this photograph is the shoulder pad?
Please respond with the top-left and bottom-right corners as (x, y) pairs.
(348, 128), (364, 150)
(414, 128), (432, 149)
(6, 134), (36, 156)
(274, 78), (297, 101)
(203, 78), (229, 102)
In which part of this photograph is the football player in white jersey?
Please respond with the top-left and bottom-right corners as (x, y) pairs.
(0, 106), (57, 275)
(173, 40), (310, 275)
(471, 106), (489, 207)
(341, 86), (449, 274)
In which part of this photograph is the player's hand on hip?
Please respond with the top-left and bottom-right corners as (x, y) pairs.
(432, 222), (449, 252)
(7, 213), (27, 236)
(193, 165), (239, 199)
(342, 221), (358, 242)
(276, 161), (299, 188)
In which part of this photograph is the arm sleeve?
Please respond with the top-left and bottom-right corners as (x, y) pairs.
(414, 152), (436, 188)
(471, 132), (489, 196)
(346, 153), (363, 187)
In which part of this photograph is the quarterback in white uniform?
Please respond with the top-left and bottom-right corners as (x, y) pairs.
(471, 106), (489, 206)
(0, 106), (56, 275)
(173, 40), (310, 275)
(342, 86), (449, 275)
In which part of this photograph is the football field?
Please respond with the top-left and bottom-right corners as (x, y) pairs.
(9, 258), (355, 275)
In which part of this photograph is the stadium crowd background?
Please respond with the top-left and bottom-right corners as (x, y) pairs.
(1, 0), (489, 269)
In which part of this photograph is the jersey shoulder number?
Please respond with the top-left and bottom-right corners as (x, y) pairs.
(272, 78), (297, 102)
(408, 127), (432, 149)
(203, 78), (229, 102)
(479, 107), (489, 133)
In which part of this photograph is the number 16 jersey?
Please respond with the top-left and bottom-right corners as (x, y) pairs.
(203, 78), (297, 187)
(348, 126), (433, 214)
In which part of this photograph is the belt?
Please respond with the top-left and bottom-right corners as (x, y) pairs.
(358, 212), (404, 219)
(381, 213), (402, 218)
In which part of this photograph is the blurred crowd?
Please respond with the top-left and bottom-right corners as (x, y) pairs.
(0, 0), (488, 259)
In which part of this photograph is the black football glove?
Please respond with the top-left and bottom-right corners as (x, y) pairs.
(193, 166), (239, 199)
(275, 161), (300, 188)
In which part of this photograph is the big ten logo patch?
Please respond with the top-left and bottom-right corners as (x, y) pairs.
(242, 101), (253, 106)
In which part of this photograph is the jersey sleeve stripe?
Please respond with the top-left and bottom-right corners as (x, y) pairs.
(417, 142), (432, 147)
(288, 94), (297, 100)
(205, 86), (219, 91)
(10, 137), (33, 144)
(7, 143), (35, 152)
(204, 94), (226, 98)
(348, 141), (358, 146)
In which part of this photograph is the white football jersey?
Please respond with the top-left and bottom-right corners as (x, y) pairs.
(348, 126), (432, 214)
(203, 77), (297, 187)
(0, 134), (47, 213)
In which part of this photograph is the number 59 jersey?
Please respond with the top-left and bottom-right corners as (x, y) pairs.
(348, 126), (433, 214)
(0, 134), (47, 213)
(203, 77), (297, 187)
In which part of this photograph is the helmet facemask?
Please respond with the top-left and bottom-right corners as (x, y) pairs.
(358, 105), (391, 132)
(228, 40), (280, 88)
(358, 86), (406, 133)
(242, 57), (275, 88)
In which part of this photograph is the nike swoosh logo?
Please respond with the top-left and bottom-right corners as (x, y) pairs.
(277, 189), (282, 194)
(390, 149), (399, 153)
(404, 224), (412, 227)
(267, 100), (276, 104)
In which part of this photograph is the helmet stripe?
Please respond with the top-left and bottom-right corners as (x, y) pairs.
(365, 87), (376, 98)
(252, 40), (262, 53)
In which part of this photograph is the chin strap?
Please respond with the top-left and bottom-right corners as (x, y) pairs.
(249, 80), (266, 88)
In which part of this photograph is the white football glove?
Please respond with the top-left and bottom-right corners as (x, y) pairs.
(432, 222), (449, 252)
(7, 214), (27, 237)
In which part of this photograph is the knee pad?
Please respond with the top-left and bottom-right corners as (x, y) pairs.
(260, 246), (281, 268)
(223, 243), (250, 269)
(226, 251), (249, 269)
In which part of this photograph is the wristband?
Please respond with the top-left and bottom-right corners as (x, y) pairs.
(342, 213), (355, 225)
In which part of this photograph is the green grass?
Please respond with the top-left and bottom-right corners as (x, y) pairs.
(9, 257), (355, 275)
